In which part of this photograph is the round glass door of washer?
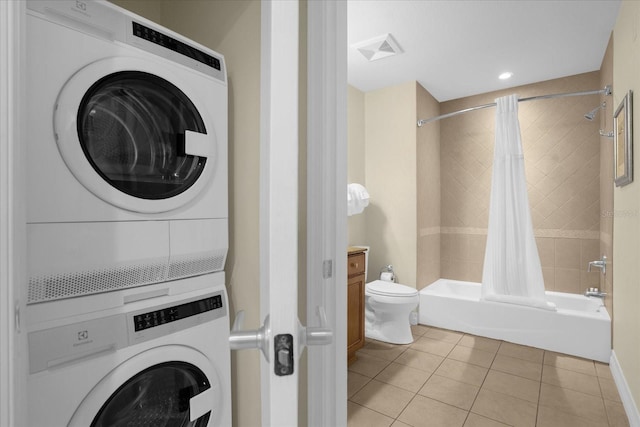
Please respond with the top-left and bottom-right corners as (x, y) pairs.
(90, 362), (212, 427)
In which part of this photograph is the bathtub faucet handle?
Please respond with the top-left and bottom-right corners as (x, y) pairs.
(587, 255), (607, 275)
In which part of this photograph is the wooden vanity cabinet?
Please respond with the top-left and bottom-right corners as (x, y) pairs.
(347, 249), (366, 365)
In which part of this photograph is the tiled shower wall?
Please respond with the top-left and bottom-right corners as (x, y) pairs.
(438, 72), (604, 294)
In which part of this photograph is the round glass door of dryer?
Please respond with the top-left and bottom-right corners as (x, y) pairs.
(90, 362), (212, 427)
(78, 71), (207, 200)
(54, 57), (220, 214)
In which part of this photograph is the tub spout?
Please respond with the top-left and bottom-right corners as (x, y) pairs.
(585, 287), (607, 298)
(587, 255), (607, 275)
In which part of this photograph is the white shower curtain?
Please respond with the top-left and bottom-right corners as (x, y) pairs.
(481, 94), (555, 310)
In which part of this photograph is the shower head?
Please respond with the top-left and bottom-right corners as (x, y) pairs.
(584, 102), (606, 121)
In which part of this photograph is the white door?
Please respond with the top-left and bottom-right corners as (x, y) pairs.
(306, 1), (348, 426)
(229, 0), (347, 425)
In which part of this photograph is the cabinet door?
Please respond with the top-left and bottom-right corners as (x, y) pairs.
(347, 273), (365, 364)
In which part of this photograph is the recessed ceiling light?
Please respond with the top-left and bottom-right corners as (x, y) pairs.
(499, 72), (514, 80)
(352, 33), (403, 62)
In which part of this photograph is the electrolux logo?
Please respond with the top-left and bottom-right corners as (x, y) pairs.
(71, 0), (90, 17)
(73, 330), (92, 347)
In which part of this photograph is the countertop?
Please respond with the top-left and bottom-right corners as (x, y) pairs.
(348, 246), (367, 255)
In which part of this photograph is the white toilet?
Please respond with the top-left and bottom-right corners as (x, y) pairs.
(365, 280), (419, 344)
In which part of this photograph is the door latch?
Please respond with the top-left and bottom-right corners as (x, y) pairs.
(274, 334), (294, 376)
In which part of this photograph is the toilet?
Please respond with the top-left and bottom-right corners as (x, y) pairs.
(365, 280), (419, 344)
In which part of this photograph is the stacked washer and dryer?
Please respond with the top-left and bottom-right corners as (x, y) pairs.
(25, 1), (231, 425)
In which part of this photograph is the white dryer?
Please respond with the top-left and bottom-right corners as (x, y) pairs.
(26, 276), (231, 427)
(26, 0), (228, 304)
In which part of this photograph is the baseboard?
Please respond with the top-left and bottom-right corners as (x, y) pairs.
(610, 350), (640, 427)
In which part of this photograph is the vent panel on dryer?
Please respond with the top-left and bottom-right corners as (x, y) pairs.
(168, 250), (227, 281)
(28, 252), (227, 304)
(28, 262), (169, 304)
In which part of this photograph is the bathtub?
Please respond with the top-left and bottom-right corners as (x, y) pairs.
(419, 279), (611, 363)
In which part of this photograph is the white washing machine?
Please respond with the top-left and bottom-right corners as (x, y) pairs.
(26, 275), (231, 427)
(26, 0), (228, 304)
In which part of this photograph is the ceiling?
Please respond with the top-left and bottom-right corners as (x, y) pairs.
(347, 1), (621, 102)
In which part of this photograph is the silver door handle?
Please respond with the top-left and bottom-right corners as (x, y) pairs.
(229, 310), (271, 362)
(230, 306), (332, 362)
(300, 306), (333, 350)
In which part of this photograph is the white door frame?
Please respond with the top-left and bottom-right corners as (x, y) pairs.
(0, 1), (27, 426)
(259, 1), (301, 425)
(259, 0), (347, 424)
(306, 1), (348, 426)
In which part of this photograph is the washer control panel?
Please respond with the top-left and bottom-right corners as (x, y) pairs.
(27, 291), (227, 374)
(128, 292), (226, 345)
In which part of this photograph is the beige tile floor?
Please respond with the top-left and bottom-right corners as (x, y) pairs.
(348, 325), (629, 427)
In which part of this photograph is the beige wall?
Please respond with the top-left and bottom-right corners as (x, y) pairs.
(351, 81), (440, 288)
(109, 0), (162, 22)
(109, 1), (264, 425)
(364, 82), (417, 287)
(613, 0), (640, 413)
(348, 85), (367, 247)
(440, 73), (602, 294)
(416, 83), (441, 289)
(600, 35), (615, 320)
(161, 3), (263, 426)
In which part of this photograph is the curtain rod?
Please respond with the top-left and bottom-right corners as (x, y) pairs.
(417, 85), (612, 127)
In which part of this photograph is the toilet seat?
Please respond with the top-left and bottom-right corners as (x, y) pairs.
(366, 280), (418, 298)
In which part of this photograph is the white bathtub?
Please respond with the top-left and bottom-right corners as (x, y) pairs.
(419, 279), (611, 362)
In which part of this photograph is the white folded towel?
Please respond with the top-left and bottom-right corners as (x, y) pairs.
(347, 183), (370, 216)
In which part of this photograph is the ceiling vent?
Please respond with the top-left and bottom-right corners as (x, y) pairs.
(353, 33), (403, 62)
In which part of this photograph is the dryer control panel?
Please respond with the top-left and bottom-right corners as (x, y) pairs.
(132, 22), (221, 71)
(27, 0), (226, 82)
(133, 294), (223, 331)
